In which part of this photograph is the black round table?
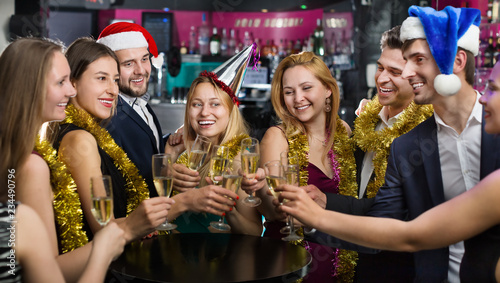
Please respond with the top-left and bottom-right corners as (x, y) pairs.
(109, 233), (311, 282)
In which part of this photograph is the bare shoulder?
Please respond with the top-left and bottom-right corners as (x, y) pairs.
(19, 154), (50, 178)
(261, 126), (287, 143)
(60, 129), (96, 149)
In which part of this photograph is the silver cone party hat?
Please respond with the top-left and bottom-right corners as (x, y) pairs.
(200, 43), (259, 106)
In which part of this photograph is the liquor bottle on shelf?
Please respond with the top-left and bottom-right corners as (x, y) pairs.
(228, 29), (237, 55)
(243, 31), (253, 47)
(292, 39), (302, 54)
(188, 26), (197, 54)
(494, 0), (500, 23)
(484, 30), (495, 67)
(278, 39), (286, 57)
(210, 27), (221, 56)
(270, 39), (278, 56)
(198, 13), (210, 55)
(179, 41), (188, 55)
(261, 40), (271, 57)
(328, 31), (337, 56)
(220, 28), (229, 56)
(495, 31), (500, 65)
(286, 39), (292, 56)
(489, 0), (494, 23)
(313, 18), (325, 56)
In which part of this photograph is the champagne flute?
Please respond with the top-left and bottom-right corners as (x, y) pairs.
(210, 159), (242, 231)
(279, 151), (297, 235)
(241, 137), (261, 207)
(152, 153), (177, 231)
(90, 175), (113, 227)
(264, 160), (285, 199)
(209, 145), (229, 186)
(281, 162), (303, 241)
(188, 134), (212, 171)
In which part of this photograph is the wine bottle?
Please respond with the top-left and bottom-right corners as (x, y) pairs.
(484, 30), (495, 68)
(210, 27), (221, 56)
(188, 26), (197, 54)
(228, 29), (237, 55)
(313, 18), (325, 56)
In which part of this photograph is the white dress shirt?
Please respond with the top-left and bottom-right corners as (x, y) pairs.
(434, 92), (482, 283)
(119, 93), (160, 151)
(358, 106), (404, 199)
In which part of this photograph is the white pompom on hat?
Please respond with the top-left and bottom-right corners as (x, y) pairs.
(400, 6), (481, 96)
(97, 22), (164, 69)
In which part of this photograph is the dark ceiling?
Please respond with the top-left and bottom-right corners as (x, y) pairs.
(114, 0), (351, 12)
(47, 0), (353, 13)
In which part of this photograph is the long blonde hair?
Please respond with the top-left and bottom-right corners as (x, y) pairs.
(271, 51), (340, 160)
(0, 38), (64, 199)
(183, 76), (249, 184)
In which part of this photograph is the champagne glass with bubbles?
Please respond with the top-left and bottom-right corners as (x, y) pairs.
(152, 153), (177, 231)
(264, 160), (285, 200)
(210, 145), (229, 186)
(188, 134), (212, 171)
(90, 175), (113, 227)
(241, 137), (261, 207)
(210, 159), (242, 231)
(281, 159), (303, 241)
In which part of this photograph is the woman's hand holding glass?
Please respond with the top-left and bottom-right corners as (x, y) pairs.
(210, 159), (242, 231)
(152, 153), (177, 231)
(90, 175), (113, 227)
(241, 137), (262, 207)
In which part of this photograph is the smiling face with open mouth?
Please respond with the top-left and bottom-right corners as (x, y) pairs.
(188, 82), (230, 144)
(115, 47), (151, 98)
(402, 39), (441, 105)
(375, 47), (414, 116)
(43, 51), (76, 122)
(282, 65), (331, 126)
(72, 56), (119, 120)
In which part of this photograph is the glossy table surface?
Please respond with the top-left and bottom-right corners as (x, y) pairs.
(109, 233), (311, 282)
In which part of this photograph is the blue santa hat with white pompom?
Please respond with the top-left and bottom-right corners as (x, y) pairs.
(400, 6), (481, 96)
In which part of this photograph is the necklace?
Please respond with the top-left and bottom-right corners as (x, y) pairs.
(353, 96), (433, 198)
(63, 105), (150, 215)
(308, 134), (326, 147)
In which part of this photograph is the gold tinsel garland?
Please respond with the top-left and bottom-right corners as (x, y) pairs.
(287, 116), (358, 283)
(34, 137), (88, 254)
(353, 96), (433, 198)
(63, 105), (149, 215)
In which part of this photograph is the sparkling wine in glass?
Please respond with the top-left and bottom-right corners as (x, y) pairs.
(279, 151), (298, 235)
(209, 145), (229, 186)
(210, 159), (242, 231)
(152, 153), (177, 231)
(264, 160), (285, 199)
(281, 162), (303, 241)
(241, 137), (261, 207)
(90, 175), (113, 227)
(188, 135), (212, 171)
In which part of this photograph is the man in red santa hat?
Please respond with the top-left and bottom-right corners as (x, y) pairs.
(97, 22), (168, 197)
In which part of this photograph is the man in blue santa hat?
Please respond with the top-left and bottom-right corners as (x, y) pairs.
(302, 5), (500, 282)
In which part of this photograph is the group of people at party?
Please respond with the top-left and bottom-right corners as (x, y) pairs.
(2, 4), (500, 283)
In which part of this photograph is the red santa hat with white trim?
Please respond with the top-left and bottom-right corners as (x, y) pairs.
(97, 22), (164, 69)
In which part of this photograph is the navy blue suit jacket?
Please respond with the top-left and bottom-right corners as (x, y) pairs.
(311, 114), (500, 282)
(106, 96), (166, 197)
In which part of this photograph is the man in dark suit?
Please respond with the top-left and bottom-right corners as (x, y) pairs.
(97, 22), (168, 197)
(302, 6), (500, 282)
(348, 25), (434, 283)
